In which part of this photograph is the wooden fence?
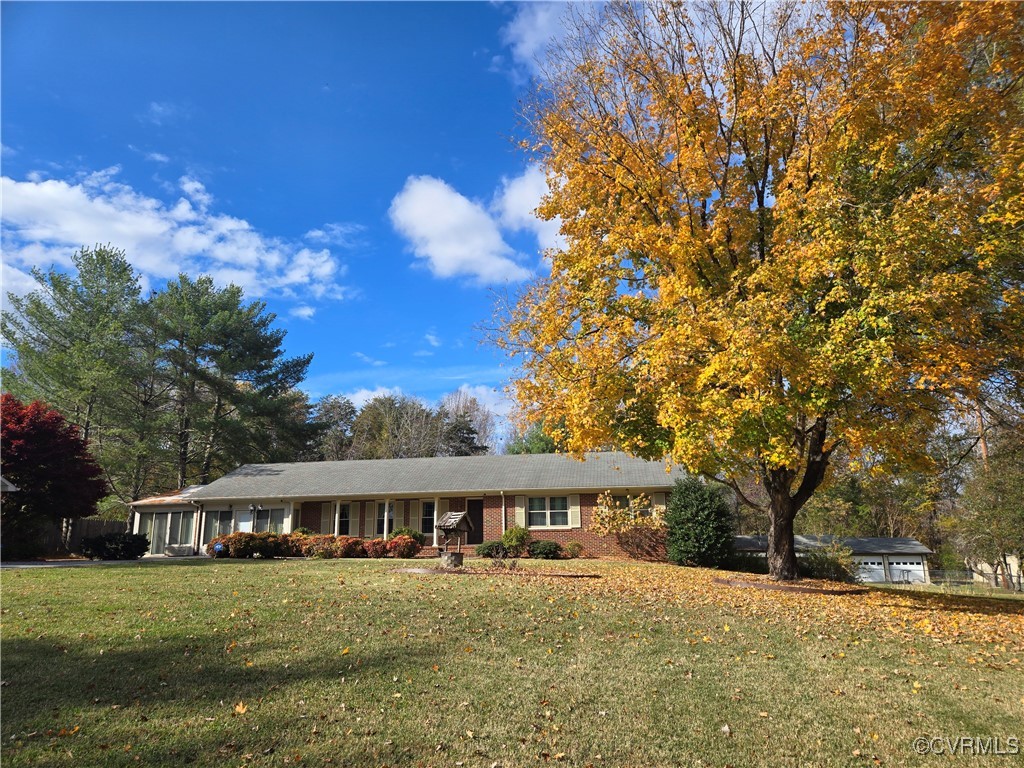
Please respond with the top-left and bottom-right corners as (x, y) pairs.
(38, 517), (128, 555)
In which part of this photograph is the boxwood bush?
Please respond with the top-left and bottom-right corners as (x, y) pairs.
(501, 526), (531, 556)
(475, 540), (508, 558)
(527, 540), (562, 559)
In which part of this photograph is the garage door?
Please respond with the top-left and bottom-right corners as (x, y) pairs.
(888, 557), (927, 584)
(855, 558), (887, 583)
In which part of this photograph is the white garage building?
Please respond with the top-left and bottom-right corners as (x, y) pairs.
(733, 535), (932, 584)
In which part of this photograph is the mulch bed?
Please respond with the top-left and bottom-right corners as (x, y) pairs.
(712, 576), (869, 595)
(390, 567), (601, 579)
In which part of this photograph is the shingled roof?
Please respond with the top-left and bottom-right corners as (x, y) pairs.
(190, 452), (684, 502)
(733, 534), (933, 555)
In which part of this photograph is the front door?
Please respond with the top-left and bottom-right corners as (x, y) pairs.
(466, 499), (484, 545)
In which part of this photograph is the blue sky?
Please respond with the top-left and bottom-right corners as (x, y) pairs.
(1, 1), (569, 427)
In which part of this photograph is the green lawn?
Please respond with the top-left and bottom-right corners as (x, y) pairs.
(2, 558), (1021, 767)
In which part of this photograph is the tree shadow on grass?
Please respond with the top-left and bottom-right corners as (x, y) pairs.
(869, 586), (1024, 617)
(1, 632), (442, 765)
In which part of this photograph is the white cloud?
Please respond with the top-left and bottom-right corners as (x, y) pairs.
(139, 101), (186, 126)
(388, 166), (564, 282)
(179, 176), (213, 211)
(1, 168), (352, 304)
(345, 385), (403, 408)
(413, 349), (434, 357)
(304, 222), (365, 248)
(290, 305), (316, 320)
(146, 152), (170, 164)
(493, 164), (564, 253)
(388, 175), (532, 284)
(1, 143), (16, 158)
(354, 352), (387, 367)
(500, 2), (569, 80)
(425, 332), (442, 348)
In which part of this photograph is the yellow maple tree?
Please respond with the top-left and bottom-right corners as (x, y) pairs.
(499, 1), (1024, 579)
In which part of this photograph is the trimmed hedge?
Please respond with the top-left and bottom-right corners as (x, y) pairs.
(80, 532), (149, 561)
(475, 540), (508, 558)
(527, 540), (562, 559)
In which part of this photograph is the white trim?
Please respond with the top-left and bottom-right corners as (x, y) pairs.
(433, 496), (440, 547)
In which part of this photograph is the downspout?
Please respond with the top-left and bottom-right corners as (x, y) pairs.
(501, 491), (507, 535)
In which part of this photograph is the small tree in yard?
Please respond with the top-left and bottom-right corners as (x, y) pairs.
(665, 478), (733, 568)
(0, 394), (108, 559)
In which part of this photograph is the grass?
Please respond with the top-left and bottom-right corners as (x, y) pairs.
(881, 582), (1024, 601)
(2, 558), (1022, 767)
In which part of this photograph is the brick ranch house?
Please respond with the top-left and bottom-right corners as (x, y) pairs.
(132, 452), (686, 558)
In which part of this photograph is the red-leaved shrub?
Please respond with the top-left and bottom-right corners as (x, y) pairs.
(299, 535), (338, 559)
(333, 536), (366, 558)
(385, 534), (422, 559)
(363, 538), (388, 558)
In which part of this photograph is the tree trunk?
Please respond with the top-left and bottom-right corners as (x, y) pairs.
(199, 394), (224, 485)
(766, 490), (799, 580)
(762, 417), (833, 581)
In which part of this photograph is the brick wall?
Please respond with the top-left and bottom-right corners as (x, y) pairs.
(302, 493), (668, 561)
(488, 492), (667, 560)
(299, 501), (324, 532)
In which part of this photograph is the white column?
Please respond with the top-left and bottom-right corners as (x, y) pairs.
(384, 499), (391, 539)
(334, 501), (341, 536)
(433, 497), (440, 547)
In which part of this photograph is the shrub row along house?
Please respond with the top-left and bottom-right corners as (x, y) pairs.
(131, 452), (683, 558)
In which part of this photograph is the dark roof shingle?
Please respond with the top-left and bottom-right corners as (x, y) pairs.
(733, 534), (932, 555)
(190, 452), (684, 501)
